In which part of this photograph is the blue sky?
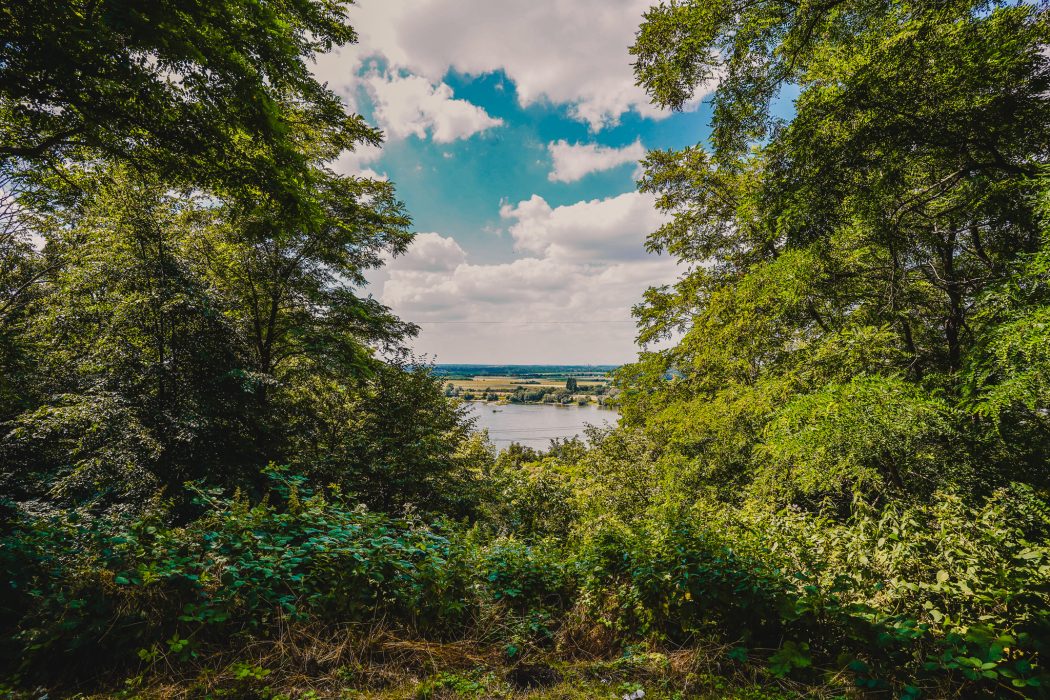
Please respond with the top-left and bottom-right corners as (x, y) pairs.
(313, 0), (719, 363)
(357, 68), (715, 264)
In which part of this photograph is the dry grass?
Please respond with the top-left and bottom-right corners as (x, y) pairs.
(54, 619), (859, 700)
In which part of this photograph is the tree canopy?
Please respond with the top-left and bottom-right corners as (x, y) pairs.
(620, 0), (1050, 511)
(0, 0), (459, 514)
(0, 0), (375, 209)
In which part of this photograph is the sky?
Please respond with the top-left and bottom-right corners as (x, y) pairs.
(314, 0), (717, 364)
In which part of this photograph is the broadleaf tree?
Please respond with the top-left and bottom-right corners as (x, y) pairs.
(621, 0), (1050, 512)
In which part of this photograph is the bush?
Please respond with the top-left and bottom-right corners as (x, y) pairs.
(575, 514), (787, 647)
(0, 468), (476, 681)
(479, 538), (572, 612)
(3, 465), (1047, 696)
(0, 467), (584, 686)
(570, 488), (1050, 694)
(451, 471), (1036, 695)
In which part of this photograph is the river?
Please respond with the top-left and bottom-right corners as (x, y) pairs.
(464, 401), (620, 450)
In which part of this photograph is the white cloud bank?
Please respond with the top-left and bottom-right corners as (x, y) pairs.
(316, 0), (712, 132)
(363, 71), (503, 143)
(547, 139), (646, 183)
(369, 193), (678, 363)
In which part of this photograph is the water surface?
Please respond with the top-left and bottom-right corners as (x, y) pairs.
(465, 401), (619, 450)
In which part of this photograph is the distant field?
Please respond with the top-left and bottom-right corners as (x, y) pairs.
(447, 376), (559, 389)
(432, 364), (619, 378)
(438, 366), (615, 404)
(446, 376), (595, 391)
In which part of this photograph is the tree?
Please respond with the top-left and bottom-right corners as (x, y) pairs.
(2, 169), (259, 506)
(0, 0), (441, 507)
(283, 358), (475, 514)
(565, 377), (578, 392)
(960, 186), (1050, 487)
(619, 0), (1050, 512)
(184, 165), (413, 394)
(0, 0), (372, 209)
(0, 176), (44, 422)
(0, 162), (430, 509)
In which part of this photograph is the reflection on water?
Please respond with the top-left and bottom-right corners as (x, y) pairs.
(464, 401), (620, 450)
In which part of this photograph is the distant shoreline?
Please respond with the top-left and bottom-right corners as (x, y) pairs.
(464, 399), (618, 408)
(431, 363), (620, 377)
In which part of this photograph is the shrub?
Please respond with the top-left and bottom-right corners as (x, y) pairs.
(575, 514), (786, 646)
(0, 468), (476, 681)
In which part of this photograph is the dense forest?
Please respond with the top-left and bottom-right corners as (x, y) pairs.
(1, 0), (1048, 698)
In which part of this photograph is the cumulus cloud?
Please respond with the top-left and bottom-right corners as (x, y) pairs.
(547, 139), (646, 183)
(321, 0), (712, 131)
(370, 193), (677, 363)
(363, 71), (503, 143)
(500, 191), (666, 262)
(390, 232), (467, 271)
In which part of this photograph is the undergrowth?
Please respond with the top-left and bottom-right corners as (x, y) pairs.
(1, 468), (1047, 697)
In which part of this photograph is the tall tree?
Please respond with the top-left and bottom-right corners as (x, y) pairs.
(0, 162), (426, 508)
(620, 0), (1050, 511)
(0, 0), (468, 510)
(186, 168), (414, 389)
(0, 175), (43, 422)
(3, 169), (258, 506)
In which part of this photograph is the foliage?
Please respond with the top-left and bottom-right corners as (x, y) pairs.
(0, 0), (434, 515)
(1, 471), (469, 680)
(568, 485), (1050, 693)
(474, 439), (582, 540)
(2, 464), (1048, 695)
(622, 0), (1050, 514)
(0, 158), (459, 515)
(575, 513), (787, 647)
(1, 0), (1050, 696)
(756, 375), (955, 507)
(0, 0), (369, 209)
(618, 7), (1050, 691)
(284, 358), (477, 515)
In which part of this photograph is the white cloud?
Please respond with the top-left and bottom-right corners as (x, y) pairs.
(321, 0), (712, 131)
(391, 232), (467, 271)
(547, 139), (646, 183)
(500, 191), (666, 262)
(369, 193), (677, 363)
(363, 71), (503, 143)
